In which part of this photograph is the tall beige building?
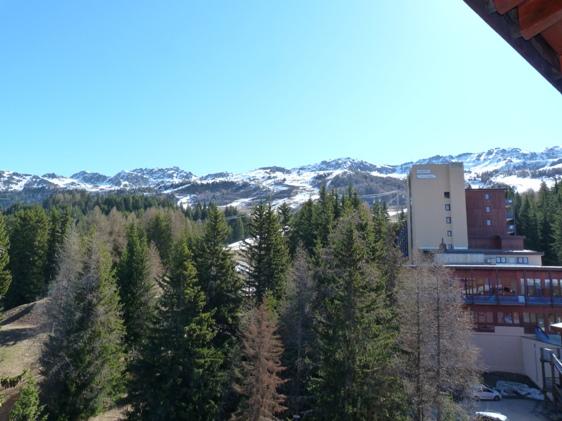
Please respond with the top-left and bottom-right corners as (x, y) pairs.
(407, 163), (468, 259)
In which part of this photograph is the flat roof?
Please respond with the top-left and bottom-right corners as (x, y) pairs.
(445, 264), (562, 271)
(442, 249), (543, 256)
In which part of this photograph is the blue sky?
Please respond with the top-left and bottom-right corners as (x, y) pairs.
(1, 0), (561, 176)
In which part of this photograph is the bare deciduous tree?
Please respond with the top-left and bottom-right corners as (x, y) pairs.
(397, 256), (479, 420)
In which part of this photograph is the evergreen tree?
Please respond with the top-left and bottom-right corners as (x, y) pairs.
(6, 207), (49, 307)
(0, 212), (12, 300)
(311, 212), (406, 420)
(277, 202), (292, 234)
(279, 248), (315, 418)
(245, 203), (289, 303)
(146, 212), (173, 265)
(128, 240), (224, 420)
(117, 223), (156, 352)
(229, 216), (246, 243)
(315, 186), (335, 247)
(8, 376), (46, 421)
(194, 204), (243, 348)
(232, 302), (287, 421)
(518, 195), (538, 250)
(371, 203), (403, 296)
(289, 200), (317, 257)
(553, 210), (562, 265)
(41, 235), (126, 420)
(45, 207), (72, 284)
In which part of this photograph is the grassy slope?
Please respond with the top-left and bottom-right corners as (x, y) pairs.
(0, 300), (126, 420)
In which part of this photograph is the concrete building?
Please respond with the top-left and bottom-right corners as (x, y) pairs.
(407, 163), (468, 257)
(407, 163), (562, 399)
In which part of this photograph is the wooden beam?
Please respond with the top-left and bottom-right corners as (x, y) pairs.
(542, 21), (562, 54)
(463, 0), (562, 94)
(519, 0), (562, 40)
(494, 0), (526, 15)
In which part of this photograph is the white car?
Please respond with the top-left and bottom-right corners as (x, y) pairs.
(472, 384), (502, 401)
(475, 411), (508, 421)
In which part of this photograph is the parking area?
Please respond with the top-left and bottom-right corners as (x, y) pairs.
(475, 398), (552, 421)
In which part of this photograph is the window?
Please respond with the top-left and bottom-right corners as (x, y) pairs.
(496, 256), (506, 264)
(553, 279), (560, 297)
(445, 203), (451, 211)
(447, 230), (452, 237)
(485, 206), (491, 213)
(444, 192), (450, 198)
(447, 244), (453, 250)
(446, 217), (452, 224)
(484, 193), (490, 200)
(516, 257), (529, 264)
(485, 219), (492, 226)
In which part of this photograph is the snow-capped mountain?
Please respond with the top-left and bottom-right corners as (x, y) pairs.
(1, 147), (561, 209)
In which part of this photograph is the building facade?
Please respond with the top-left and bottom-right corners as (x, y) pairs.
(407, 163), (562, 335)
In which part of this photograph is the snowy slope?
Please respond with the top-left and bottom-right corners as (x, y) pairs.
(1, 147), (561, 209)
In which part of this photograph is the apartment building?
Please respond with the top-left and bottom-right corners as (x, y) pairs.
(407, 163), (562, 334)
(407, 163), (468, 257)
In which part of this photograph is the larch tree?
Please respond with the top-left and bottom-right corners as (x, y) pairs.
(232, 302), (287, 421)
(397, 257), (479, 420)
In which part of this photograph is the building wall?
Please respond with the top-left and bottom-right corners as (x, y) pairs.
(472, 327), (561, 388)
(472, 327), (526, 374)
(466, 189), (509, 239)
(408, 163), (468, 258)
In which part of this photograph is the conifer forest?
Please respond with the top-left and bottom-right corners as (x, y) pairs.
(1, 182), (561, 420)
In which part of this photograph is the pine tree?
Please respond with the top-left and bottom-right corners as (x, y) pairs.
(128, 239), (224, 420)
(8, 375), (47, 421)
(117, 223), (156, 352)
(311, 212), (406, 420)
(245, 203), (289, 303)
(232, 302), (287, 421)
(41, 235), (126, 420)
(6, 207), (49, 308)
(0, 212), (12, 300)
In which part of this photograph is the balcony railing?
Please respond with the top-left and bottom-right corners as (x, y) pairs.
(465, 294), (562, 306)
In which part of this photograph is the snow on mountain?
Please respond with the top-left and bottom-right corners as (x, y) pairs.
(1, 147), (561, 209)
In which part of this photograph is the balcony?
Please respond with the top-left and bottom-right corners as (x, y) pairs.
(527, 296), (553, 305)
(498, 295), (525, 305)
(464, 294), (562, 306)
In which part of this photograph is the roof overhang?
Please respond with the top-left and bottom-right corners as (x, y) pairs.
(463, 0), (562, 94)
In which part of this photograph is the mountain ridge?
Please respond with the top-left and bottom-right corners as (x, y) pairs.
(1, 147), (561, 209)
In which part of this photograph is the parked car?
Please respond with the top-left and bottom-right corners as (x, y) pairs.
(472, 384), (502, 401)
(474, 411), (508, 421)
